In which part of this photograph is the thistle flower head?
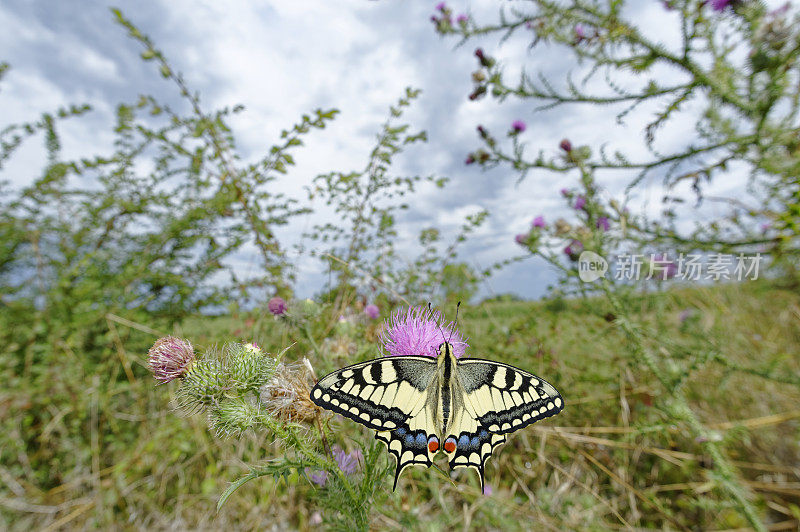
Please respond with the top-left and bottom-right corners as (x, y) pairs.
(380, 306), (468, 358)
(148, 336), (195, 384)
(511, 120), (527, 133)
(365, 304), (380, 320)
(559, 139), (573, 152)
(574, 196), (587, 210)
(208, 396), (260, 438)
(456, 13), (468, 24)
(268, 296), (287, 316)
(532, 215), (546, 228)
(515, 233), (528, 245)
(596, 217), (610, 231)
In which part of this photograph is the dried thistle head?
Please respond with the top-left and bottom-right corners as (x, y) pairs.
(148, 336), (195, 384)
(259, 358), (321, 424)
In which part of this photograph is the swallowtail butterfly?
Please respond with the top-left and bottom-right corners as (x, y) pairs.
(310, 340), (564, 490)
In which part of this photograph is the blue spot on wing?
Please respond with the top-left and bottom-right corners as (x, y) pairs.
(415, 433), (427, 446)
(458, 434), (470, 448)
(405, 434), (414, 444)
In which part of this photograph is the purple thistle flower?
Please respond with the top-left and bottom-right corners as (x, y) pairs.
(465, 154), (475, 165)
(268, 296), (287, 316)
(559, 138), (572, 152)
(511, 120), (527, 133)
(381, 306), (468, 358)
(560, 188), (570, 197)
(532, 215), (546, 228)
(564, 239), (583, 260)
(574, 24), (586, 41)
(515, 233), (528, 245)
(436, 1), (447, 11)
(456, 14), (468, 24)
(709, 0), (732, 11)
(333, 446), (363, 475)
(574, 196), (586, 210)
(596, 217), (610, 231)
(365, 304), (380, 320)
(147, 336), (195, 384)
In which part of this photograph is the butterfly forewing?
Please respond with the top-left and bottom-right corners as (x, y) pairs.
(456, 358), (564, 433)
(310, 356), (437, 431)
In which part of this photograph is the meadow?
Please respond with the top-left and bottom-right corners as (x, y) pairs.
(2, 280), (799, 530)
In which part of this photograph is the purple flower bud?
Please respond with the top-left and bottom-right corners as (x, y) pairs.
(574, 196), (586, 210)
(559, 139), (572, 152)
(456, 14), (468, 24)
(147, 336), (195, 384)
(709, 0), (732, 11)
(574, 24), (586, 41)
(430, 15), (439, 23)
(474, 48), (485, 60)
(560, 188), (570, 197)
(268, 296), (287, 316)
(515, 233), (528, 245)
(436, 1), (447, 11)
(596, 217), (610, 231)
(511, 120), (527, 133)
(532, 215), (546, 228)
(365, 304), (380, 320)
(465, 154), (475, 165)
(564, 240), (583, 260)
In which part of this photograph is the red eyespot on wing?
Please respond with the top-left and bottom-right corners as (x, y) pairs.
(428, 436), (439, 453)
(443, 437), (456, 453)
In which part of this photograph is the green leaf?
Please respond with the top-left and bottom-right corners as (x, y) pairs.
(217, 469), (270, 511)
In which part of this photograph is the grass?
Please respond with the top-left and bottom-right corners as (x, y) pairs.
(2, 280), (800, 530)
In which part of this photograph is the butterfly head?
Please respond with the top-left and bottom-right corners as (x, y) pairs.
(436, 341), (457, 361)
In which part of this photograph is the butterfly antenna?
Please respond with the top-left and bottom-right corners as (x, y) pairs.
(447, 301), (461, 344)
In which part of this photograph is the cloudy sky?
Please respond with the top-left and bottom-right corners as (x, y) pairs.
(0, 0), (778, 300)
